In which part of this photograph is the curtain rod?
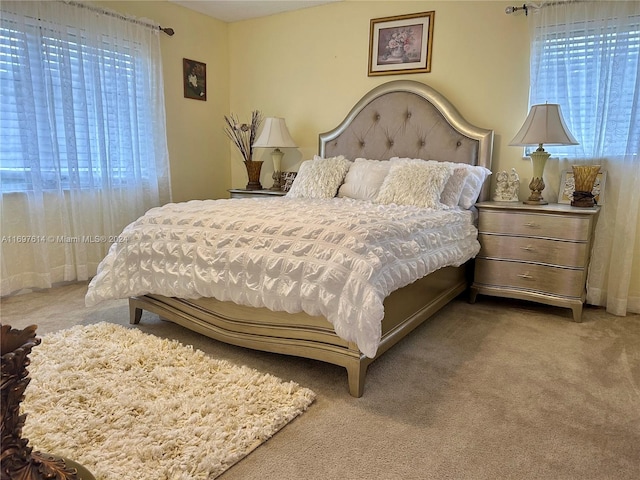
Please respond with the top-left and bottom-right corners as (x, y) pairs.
(505, 1), (585, 16)
(65, 1), (174, 36)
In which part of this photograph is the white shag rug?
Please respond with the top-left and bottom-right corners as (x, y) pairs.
(21, 322), (316, 480)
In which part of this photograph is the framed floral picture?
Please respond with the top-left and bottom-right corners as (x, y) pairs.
(183, 58), (206, 101)
(368, 11), (435, 76)
(559, 170), (607, 205)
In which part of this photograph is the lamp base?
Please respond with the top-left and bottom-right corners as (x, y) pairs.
(523, 175), (547, 205)
(269, 149), (284, 191)
(270, 171), (282, 191)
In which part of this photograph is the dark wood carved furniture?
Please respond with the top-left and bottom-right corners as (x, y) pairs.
(1, 323), (95, 480)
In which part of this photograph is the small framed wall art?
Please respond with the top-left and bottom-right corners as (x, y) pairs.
(183, 58), (206, 101)
(281, 172), (297, 192)
(368, 11), (435, 76)
(559, 169), (607, 205)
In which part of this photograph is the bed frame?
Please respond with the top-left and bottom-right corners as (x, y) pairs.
(129, 80), (493, 397)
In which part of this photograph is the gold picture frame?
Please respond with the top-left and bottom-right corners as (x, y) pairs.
(559, 170), (607, 205)
(368, 11), (435, 76)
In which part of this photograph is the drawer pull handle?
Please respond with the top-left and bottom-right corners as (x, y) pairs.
(521, 246), (535, 252)
(517, 273), (534, 279)
(523, 222), (539, 229)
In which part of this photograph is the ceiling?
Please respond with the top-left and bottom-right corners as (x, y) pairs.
(169, 0), (342, 23)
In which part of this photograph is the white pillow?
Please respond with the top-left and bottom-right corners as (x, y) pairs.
(389, 157), (466, 207)
(338, 158), (391, 200)
(286, 155), (351, 199)
(375, 161), (452, 209)
(390, 157), (491, 209)
(440, 165), (470, 207)
(458, 165), (492, 209)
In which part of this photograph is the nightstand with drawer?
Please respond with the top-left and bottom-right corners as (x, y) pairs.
(228, 189), (287, 199)
(470, 201), (599, 322)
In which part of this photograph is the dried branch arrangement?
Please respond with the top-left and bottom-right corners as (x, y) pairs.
(223, 111), (263, 163)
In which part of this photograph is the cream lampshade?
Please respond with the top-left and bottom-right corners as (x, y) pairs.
(510, 103), (578, 205)
(253, 117), (297, 191)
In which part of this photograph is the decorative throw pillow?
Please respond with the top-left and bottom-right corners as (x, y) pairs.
(458, 165), (492, 209)
(338, 158), (392, 200)
(286, 155), (352, 198)
(389, 157), (465, 207)
(390, 157), (492, 209)
(440, 165), (471, 207)
(375, 161), (452, 209)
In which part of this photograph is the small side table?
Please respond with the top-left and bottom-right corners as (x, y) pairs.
(228, 189), (287, 199)
(470, 201), (600, 322)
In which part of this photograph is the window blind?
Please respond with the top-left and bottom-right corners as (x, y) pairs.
(0, 13), (158, 192)
(529, 13), (640, 158)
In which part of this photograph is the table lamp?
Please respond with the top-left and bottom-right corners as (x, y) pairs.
(509, 103), (578, 205)
(253, 117), (297, 191)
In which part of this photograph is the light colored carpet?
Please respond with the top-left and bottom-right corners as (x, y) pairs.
(3, 282), (640, 479)
(20, 322), (315, 480)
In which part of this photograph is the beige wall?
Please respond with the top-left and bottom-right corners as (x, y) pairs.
(97, 1), (231, 202)
(99, 1), (533, 199)
(228, 1), (532, 197)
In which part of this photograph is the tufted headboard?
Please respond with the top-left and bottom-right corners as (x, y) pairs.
(319, 80), (494, 201)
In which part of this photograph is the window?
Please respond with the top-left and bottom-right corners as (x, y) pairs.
(0, 12), (164, 192)
(529, 10), (640, 158)
(0, 1), (170, 296)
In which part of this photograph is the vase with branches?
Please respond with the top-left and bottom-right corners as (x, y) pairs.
(224, 111), (264, 190)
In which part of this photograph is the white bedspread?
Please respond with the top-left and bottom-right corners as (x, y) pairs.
(86, 197), (480, 357)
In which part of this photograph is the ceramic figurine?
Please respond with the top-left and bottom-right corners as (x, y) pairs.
(508, 168), (520, 201)
(493, 168), (520, 202)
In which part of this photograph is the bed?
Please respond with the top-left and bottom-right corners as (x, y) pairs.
(86, 80), (493, 397)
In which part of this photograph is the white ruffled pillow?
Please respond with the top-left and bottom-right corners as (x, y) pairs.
(390, 157), (491, 209)
(338, 158), (391, 200)
(375, 161), (452, 209)
(389, 157), (460, 207)
(458, 165), (492, 209)
(286, 155), (352, 199)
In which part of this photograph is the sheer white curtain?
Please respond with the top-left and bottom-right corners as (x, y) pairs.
(528, 0), (640, 315)
(0, 1), (171, 296)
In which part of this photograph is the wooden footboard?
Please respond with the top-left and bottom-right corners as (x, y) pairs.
(129, 265), (468, 397)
